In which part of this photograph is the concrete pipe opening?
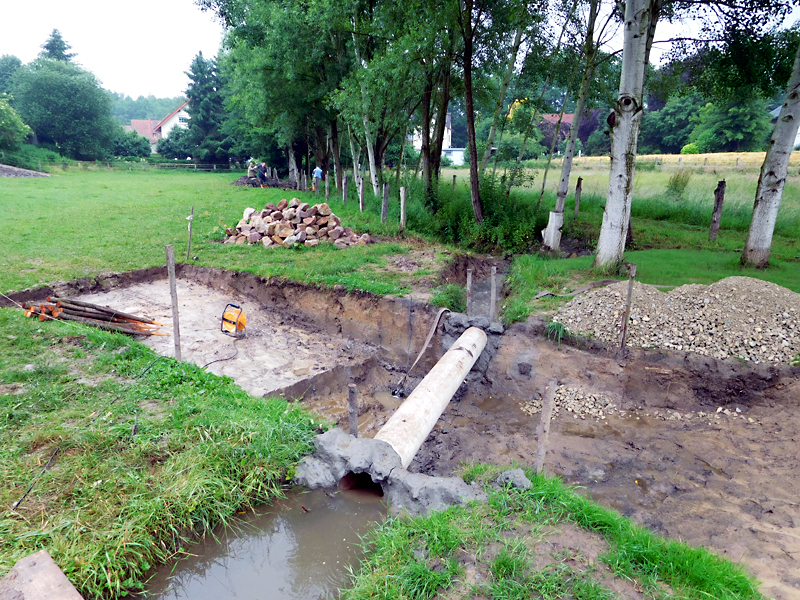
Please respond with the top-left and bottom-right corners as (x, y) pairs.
(338, 472), (385, 497)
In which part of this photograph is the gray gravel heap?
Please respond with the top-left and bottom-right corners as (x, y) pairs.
(554, 276), (798, 364)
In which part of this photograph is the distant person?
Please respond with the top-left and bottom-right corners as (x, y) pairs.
(247, 161), (257, 179)
(312, 165), (323, 195)
(257, 162), (268, 186)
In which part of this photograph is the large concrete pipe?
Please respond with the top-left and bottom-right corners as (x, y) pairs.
(375, 326), (487, 468)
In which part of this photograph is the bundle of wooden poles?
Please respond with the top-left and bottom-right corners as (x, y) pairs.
(21, 297), (168, 336)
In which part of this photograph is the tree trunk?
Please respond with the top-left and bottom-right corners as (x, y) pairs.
(287, 145), (298, 186)
(709, 180), (726, 242)
(593, 0), (652, 268)
(480, 25), (524, 173)
(420, 77), (434, 194)
(742, 39), (800, 268)
(330, 120), (343, 192)
(463, 0), (483, 223)
(430, 61), (453, 183)
(363, 118), (380, 195)
(347, 124), (360, 191)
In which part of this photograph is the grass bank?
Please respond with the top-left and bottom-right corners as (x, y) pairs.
(0, 309), (321, 597)
(342, 465), (762, 600)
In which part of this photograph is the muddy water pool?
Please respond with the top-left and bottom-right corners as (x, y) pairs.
(144, 488), (386, 600)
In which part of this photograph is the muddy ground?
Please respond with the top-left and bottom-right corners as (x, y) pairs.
(6, 268), (799, 599)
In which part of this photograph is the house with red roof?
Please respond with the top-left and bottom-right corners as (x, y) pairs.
(122, 101), (190, 154)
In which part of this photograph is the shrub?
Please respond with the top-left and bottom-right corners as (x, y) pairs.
(665, 169), (692, 198)
(431, 283), (466, 313)
(680, 143), (700, 154)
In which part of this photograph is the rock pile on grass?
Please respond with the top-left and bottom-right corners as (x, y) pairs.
(554, 276), (799, 364)
(223, 199), (374, 249)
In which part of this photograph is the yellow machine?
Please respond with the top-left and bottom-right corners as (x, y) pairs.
(221, 303), (246, 338)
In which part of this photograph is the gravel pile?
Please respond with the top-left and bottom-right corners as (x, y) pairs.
(554, 276), (799, 364)
(0, 164), (50, 178)
(519, 385), (762, 426)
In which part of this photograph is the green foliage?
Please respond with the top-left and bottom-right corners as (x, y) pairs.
(39, 29), (76, 62)
(0, 143), (65, 170)
(156, 125), (194, 159)
(0, 94), (31, 151)
(11, 59), (119, 160)
(431, 283), (466, 313)
(0, 54), (22, 94)
(184, 52), (230, 163)
(640, 93), (705, 154)
(546, 320), (568, 346)
(680, 142), (701, 154)
(665, 169), (693, 198)
(583, 128), (610, 156)
(689, 99), (772, 153)
(111, 129), (151, 158)
(0, 310), (320, 598)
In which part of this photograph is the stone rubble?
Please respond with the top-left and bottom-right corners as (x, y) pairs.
(519, 385), (763, 426)
(553, 276), (799, 365)
(223, 199), (375, 249)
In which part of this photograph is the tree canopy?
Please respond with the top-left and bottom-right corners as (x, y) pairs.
(39, 29), (76, 62)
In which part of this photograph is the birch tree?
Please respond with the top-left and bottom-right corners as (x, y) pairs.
(742, 39), (800, 268)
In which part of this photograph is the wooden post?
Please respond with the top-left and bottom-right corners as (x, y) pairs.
(186, 206), (194, 261)
(534, 380), (558, 474)
(399, 186), (407, 234)
(381, 182), (389, 223)
(703, 157), (708, 166)
(452, 174), (457, 189)
(678, 156), (682, 165)
(342, 173), (348, 205)
(618, 263), (637, 354)
(737, 157), (742, 167)
(165, 245), (181, 361)
(325, 172), (330, 201)
(709, 180), (726, 242)
(573, 177), (583, 219)
(466, 269), (473, 316)
(358, 177), (365, 212)
(348, 384), (358, 437)
(489, 266), (497, 322)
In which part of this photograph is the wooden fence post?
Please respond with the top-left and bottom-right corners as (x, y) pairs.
(466, 269), (473, 316)
(618, 263), (637, 354)
(381, 182), (389, 223)
(325, 172), (330, 201)
(165, 245), (181, 362)
(534, 380), (558, 474)
(452, 174), (457, 190)
(489, 266), (497, 322)
(400, 186), (407, 234)
(573, 177), (583, 219)
(709, 180), (726, 242)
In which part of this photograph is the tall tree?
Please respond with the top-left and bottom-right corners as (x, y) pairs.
(0, 55), (22, 94)
(184, 52), (229, 163)
(742, 38), (800, 268)
(12, 59), (117, 160)
(39, 29), (76, 62)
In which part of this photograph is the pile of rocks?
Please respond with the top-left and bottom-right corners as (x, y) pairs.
(553, 277), (799, 364)
(519, 386), (762, 426)
(223, 199), (373, 249)
(520, 385), (618, 421)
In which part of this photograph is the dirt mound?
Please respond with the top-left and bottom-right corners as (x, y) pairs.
(0, 164), (50, 178)
(554, 276), (799, 364)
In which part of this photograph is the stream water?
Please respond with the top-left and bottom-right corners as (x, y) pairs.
(144, 488), (386, 600)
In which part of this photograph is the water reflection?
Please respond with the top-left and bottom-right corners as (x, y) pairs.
(144, 488), (386, 600)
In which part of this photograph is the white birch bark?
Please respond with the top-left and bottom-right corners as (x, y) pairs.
(593, 0), (651, 268)
(363, 120), (380, 196)
(742, 40), (800, 268)
(287, 146), (298, 184)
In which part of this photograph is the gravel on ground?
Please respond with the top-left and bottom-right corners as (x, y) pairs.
(554, 276), (799, 364)
(0, 164), (50, 178)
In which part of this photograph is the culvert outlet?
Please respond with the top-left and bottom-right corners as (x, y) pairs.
(374, 326), (487, 469)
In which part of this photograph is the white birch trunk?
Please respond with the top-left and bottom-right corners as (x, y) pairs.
(287, 146), (298, 185)
(594, 0), (651, 268)
(363, 117), (380, 196)
(742, 40), (800, 268)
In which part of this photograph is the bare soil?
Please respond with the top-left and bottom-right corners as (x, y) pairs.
(6, 268), (799, 599)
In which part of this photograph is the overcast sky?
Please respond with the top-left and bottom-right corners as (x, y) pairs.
(1, 2), (798, 101)
(0, 0), (225, 98)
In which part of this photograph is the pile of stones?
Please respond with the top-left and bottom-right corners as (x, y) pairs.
(520, 386), (761, 426)
(223, 199), (373, 249)
(553, 277), (799, 364)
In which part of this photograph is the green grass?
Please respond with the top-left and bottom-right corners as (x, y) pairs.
(0, 308), (322, 598)
(341, 468), (763, 600)
(0, 170), (419, 295)
(431, 283), (467, 313)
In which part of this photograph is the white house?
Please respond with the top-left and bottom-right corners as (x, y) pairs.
(411, 113), (466, 166)
(770, 106), (800, 149)
(154, 101), (190, 141)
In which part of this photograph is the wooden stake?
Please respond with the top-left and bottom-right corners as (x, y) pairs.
(573, 177), (583, 219)
(186, 206), (194, 261)
(381, 182), (389, 223)
(489, 266), (497, 322)
(709, 180), (726, 242)
(466, 269), (473, 316)
(325, 171), (330, 202)
(166, 245), (182, 361)
(618, 263), (637, 354)
(452, 174), (457, 190)
(399, 186), (407, 234)
(534, 380), (558, 474)
(348, 384), (358, 437)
